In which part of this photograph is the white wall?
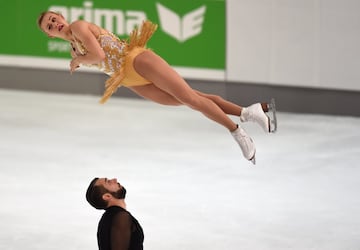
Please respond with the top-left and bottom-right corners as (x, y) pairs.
(227, 0), (360, 91)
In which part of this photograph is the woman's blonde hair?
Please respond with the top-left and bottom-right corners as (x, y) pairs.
(37, 11), (60, 30)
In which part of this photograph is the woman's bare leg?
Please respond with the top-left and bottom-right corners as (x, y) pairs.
(130, 84), (182, 106)
(131, 81), (256, 162)
(133, 51), (237, 131)
(131, 85), (243, 116)
(131, 84), (271, 134)
(130, 51), (256, 163)
(194, 91), (242, 116)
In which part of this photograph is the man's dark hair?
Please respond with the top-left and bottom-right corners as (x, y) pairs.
(86, 177), (109, 209)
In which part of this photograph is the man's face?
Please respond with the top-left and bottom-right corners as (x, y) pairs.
(97, 178), (126, 199)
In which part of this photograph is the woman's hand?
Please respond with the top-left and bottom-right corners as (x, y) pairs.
(70, 57), (80, 74)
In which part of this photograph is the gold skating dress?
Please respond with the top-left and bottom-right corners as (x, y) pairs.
(73, 21), (157, 104)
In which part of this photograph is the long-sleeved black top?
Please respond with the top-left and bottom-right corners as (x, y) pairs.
(97, 206), (144, 250)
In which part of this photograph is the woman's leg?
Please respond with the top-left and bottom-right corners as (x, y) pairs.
(131, 84), (272, 134)
(131, 51), (257, 163)
(130, 84), (182, 106)
(194, 91), (242, 116)
(133, 51), (237, 131)
(131, 84), (243, 115)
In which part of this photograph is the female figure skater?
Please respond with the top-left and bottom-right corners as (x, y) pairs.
(37, 11), (276, 164)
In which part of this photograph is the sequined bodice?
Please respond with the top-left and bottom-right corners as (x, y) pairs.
(73, 32), (127, 75)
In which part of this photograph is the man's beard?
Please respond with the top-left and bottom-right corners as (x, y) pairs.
(111, 186), (126, 199)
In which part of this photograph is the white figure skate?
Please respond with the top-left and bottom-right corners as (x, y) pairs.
(231, 126), (256, 165)
(240, 98), (277, 133)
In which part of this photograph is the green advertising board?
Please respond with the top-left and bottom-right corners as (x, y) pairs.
(0, 0), (225, 75)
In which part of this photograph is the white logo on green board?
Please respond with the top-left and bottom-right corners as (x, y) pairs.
(156, 3), (206, 43)
(50, 1), (206, 41)
(50, 1), (146, 36)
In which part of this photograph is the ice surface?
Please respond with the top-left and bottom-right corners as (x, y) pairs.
(0, 89), (359, 250)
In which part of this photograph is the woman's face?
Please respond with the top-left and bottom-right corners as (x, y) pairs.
(40, 12), (67, 38)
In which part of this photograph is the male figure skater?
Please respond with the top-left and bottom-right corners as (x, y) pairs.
(86, 177), (144, 250)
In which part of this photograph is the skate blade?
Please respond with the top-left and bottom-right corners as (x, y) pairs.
(250, 156), (256, 165)
(249, 151), (256, 165)
(268, 98), (277, 133)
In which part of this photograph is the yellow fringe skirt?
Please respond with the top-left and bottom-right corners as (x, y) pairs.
(100, 21), (158, 104)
